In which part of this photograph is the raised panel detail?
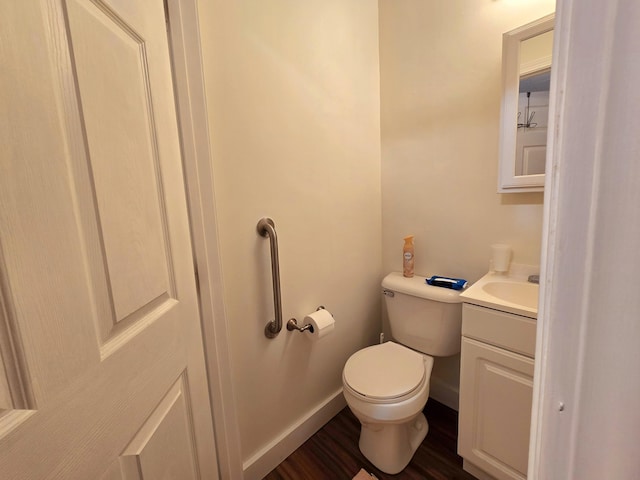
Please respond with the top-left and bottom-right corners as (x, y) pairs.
(120, 373), (199, 480)
(99, 460), (124, 480)
(475, 361), (533, 475)
(0, 264), (31, 410)
(0, 410), (37, 442)
(65, 0), (176, 343)
(459, 337), (534, 480)
(516, 130), (547, 176)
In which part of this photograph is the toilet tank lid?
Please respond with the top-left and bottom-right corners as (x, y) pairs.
(382, 272), (462, 304)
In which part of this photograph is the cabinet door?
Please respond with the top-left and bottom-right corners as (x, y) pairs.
(458, 337), (534, 480)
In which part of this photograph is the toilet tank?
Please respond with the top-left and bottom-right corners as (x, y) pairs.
(382, 272), (463, 357)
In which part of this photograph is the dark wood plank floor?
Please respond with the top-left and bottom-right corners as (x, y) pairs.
(264, 399), (477, 479)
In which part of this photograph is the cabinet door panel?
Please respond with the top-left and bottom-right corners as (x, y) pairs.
(459, 337), (534, 480)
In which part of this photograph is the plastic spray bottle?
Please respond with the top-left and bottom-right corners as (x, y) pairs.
(403, 235), (415, 277)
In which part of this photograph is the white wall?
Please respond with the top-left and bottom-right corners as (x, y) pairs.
(378, 0), (555, 407)
(196, 1), (382, 476)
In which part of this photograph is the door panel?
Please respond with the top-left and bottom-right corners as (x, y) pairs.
(121, 373), (199, 480)
(66, 0), (175, 329)
(0, 0), (217, 478)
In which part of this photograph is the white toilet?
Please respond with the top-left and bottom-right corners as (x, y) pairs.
(342, 272), (463, 474)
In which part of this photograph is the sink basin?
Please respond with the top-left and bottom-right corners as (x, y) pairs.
(459, 268), (539, 318)
(481, 281), (538, 310)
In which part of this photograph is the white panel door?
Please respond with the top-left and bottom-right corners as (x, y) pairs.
(0, 1), (218, 478)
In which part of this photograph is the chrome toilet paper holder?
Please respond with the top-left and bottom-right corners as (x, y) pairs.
(287, 306), (326, 333)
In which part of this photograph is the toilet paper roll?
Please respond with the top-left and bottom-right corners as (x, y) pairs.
(304, 308), (335, 340)
(491, 243), (512, 273)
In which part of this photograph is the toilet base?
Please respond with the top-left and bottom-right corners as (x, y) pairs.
(358, 412), (429, 474)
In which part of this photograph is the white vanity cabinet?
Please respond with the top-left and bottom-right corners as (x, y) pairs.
(458, 303), (536, 480)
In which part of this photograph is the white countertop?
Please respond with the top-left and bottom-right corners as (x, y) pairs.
(460, 264), (539, 318)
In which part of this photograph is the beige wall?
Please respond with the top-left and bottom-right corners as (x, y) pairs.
(196, 0), (382, 471)
(196, 0), (557, 469)
(378, 0), (555, 405)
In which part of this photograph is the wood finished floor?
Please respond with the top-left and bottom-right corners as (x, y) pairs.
(264, 399), (477, 480)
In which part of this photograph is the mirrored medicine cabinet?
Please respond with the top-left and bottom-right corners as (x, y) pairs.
(498, 14), (555, 193)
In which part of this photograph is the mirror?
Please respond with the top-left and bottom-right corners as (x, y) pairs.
(498, 14), (554, 193)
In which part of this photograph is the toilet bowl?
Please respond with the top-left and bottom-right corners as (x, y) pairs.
(342, 272), (463, 474)
(343, 341), (434, 474)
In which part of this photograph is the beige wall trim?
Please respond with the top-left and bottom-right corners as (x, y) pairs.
(429, 378), (460, 412)
(166, 1), (243, 478)
(242, 388), (346, 480)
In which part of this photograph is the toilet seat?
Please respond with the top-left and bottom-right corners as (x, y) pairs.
(343, 342), (432, 404)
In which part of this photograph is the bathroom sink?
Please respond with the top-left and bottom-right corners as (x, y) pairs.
(459, 266), (539, 318)
(481, 281), (538, 310)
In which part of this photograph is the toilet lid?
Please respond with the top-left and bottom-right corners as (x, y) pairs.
(343, 342), (426, 400)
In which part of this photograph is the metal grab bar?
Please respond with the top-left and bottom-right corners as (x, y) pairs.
(257, 217), (282, 338)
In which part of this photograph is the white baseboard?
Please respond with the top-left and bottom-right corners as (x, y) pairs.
(242, 388), (347, 480)
(429, 376), (459, 411)
(463, 460), (495, 480)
